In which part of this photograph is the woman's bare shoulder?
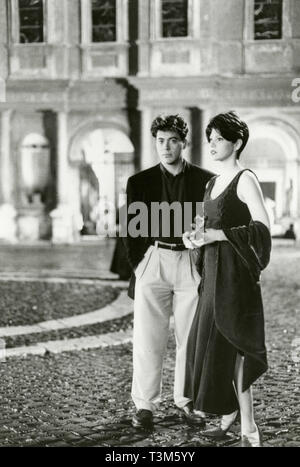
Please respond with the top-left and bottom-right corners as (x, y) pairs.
(237, 170), (262, 202)
(239, 170), (260, 189)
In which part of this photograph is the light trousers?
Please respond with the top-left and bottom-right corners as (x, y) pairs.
(131, 244), (200, 412)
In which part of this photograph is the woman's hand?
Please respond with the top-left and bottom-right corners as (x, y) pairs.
(182, 231), (197, 249)
(183, 228), (227, 248)
(200, 229), (227, 246)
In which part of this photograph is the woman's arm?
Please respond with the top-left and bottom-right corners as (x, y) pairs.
(183, 225), (227, 249)
(237, 171), (271, 230)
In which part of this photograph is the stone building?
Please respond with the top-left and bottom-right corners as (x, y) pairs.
(0, 0), (299, 242)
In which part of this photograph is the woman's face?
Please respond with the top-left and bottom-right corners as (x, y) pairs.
(209, 128), (236, 162)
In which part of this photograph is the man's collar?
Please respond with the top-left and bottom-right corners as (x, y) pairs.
(160, 159), (187, 177)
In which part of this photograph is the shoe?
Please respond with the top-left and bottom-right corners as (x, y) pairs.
(241, 424), (262, 447)
(202, 410), (238, 440)
(180, 402), (206, 427)
(132, 409), (153, 429)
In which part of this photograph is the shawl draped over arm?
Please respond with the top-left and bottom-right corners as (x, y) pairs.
(223, 220), (272, 283)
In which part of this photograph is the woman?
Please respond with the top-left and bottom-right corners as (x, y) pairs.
(183, 111), (271, 447)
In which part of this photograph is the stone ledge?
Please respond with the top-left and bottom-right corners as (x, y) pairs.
(5, 329), (133, 358)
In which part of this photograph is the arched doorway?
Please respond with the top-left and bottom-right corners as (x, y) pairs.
(242, 119), (300, 234)
(69, 126), (135, 237)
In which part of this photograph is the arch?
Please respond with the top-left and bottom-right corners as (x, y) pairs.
(242, 114), (300, 223)
(68, 118), (132, 164)
(244, 115), (300, 162)
(80, 128), (134, 165)
(67, 119), (135, 237)
(243, 138), (286, 166)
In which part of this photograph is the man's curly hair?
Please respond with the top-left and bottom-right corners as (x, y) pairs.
(151, 115), (189, 141)
(206, 111), (249, 159)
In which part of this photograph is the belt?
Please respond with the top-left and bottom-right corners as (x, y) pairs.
(152, 241), (186, 251)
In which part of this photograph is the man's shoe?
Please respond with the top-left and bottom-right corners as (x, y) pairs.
(132, 409), (153, 429)
(180, 402), (206, 427)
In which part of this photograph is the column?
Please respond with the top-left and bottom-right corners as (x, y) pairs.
(57, 111), (69, 205)
(295, 159), (300, 239)
(200, 107), (217, 172)
(0, 109), (17, 242)
(1, 109), (12, 203)
(50, 111), (77, 243)
(137, 0), (150, 76)
(140, 107), (156, 170)
(189, 107), (200, 165)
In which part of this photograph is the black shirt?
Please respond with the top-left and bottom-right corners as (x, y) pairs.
(152, 160), (187, 245)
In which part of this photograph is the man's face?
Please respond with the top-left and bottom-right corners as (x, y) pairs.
(155, 130), (186, 166)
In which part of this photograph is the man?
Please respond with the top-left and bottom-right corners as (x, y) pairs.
(123, 115), (214, 429)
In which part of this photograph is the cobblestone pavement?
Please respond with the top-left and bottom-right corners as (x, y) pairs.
(0, 244), (299, 447)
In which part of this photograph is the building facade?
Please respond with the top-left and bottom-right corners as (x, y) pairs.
(0, 0), (299, 242)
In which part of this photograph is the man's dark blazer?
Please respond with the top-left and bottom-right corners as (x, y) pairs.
(123, 161), (215, 299)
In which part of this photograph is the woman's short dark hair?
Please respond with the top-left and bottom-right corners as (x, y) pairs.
(206, 111), (249, 159)
(151, 114), (188, 141)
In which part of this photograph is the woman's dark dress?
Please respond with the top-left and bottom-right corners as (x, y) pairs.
(184, 169), (263, 415)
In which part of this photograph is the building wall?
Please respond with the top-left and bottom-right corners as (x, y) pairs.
(0, 0), (299, 80)
(0, 0), (299, 241)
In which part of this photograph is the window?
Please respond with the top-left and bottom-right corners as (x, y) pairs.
(161, 0), (188, 38)
(18, 0), (44, 43)
(254, 0), (282, 40)
(92, 0), (117, 42)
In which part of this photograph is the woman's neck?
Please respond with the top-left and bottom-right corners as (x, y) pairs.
(217, 157), (243, 177)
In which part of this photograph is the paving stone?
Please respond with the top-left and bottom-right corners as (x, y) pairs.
(45, 441), (71, 447)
